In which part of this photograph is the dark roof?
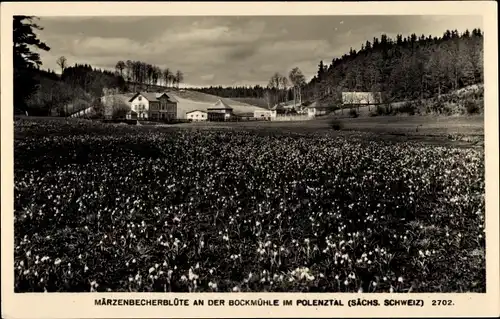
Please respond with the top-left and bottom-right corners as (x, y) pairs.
(129, 92), (178, 103)
(186, 110), (207, 114)
(208, 99), (232, 110)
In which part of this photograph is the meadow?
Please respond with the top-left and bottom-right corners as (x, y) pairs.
(13, 118), (485, 293)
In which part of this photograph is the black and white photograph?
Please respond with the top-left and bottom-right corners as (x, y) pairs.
(7, 6), (492, 297)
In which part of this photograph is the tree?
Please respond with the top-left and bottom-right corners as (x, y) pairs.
(175, 70), (184, 89)
(115, 60), (125, 78)
(13, 16), (51, 112)
(56, 56), (67, 75)
(162, 68), (171, 88)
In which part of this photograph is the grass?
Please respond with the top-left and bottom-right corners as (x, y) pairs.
(13, 117), (485, 293)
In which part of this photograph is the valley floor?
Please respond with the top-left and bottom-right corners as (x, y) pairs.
(12, 117), (485, 292)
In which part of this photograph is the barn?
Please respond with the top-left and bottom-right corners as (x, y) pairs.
(342, 92), (382, 106)
(207, 99), (233, 121)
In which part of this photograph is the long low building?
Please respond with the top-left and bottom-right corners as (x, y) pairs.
(254, 110), (276, 120)
(186, 110), (208, 121)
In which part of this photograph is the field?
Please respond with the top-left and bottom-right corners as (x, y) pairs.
(13, 117), (485, 293)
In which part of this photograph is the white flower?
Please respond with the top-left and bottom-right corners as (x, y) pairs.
(232, 286), (240, 292)
(398, 277), (403, 283)
(149, 267), (155, 274)
(54, 258), (61, 265)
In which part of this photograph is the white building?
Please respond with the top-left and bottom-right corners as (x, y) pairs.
(342, 92), (382, 105)
(186, 110), (208, 121)
(128, 92), (178, 120)
(254, 110), (277, 120)
(307, 102), (330, 118)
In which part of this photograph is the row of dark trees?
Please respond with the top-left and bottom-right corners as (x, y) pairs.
(191, 85), (267, 98)
(303, 28), (484, 104)
(115, 60), (184, 90)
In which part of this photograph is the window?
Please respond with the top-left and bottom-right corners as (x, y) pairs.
(196, 114), (199, 117)
(138, 96), (142, 101)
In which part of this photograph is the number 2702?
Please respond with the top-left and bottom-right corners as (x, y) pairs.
(432, 300), (454, 306)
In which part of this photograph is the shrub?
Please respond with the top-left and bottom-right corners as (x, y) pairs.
(349, 109), (359, 118)
(376, 105), (386, 116)
(328, 119), (343, 130)
(396, 102), (417, 115)
(465, 100), (481, 115)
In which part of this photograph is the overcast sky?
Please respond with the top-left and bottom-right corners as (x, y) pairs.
(35, 15), (482, 87)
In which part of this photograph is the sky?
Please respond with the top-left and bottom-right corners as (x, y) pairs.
(35, 15), (483, 87)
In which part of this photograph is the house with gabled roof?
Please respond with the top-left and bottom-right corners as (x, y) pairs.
(128, 91), (178, 120)
(207, 99), (233, 121)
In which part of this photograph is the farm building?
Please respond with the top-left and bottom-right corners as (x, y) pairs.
(307, 102), (330, 118)
(128, 92), (178, 120)
(254, 110), (277, 120)
(186, 110), (208, 122)
(207, 99), (233, 121)
(237, 112), (255, 121)
(342, 92), (382, 106)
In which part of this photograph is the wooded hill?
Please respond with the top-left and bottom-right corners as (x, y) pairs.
(191, 28), (484, 107)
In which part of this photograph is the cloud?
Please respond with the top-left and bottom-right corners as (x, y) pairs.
(36, 15), (483, 87)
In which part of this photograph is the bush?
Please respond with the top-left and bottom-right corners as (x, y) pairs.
(349, 109), (359, 118)
(396, 102), (417, 115)
(465, 100), (481, 115)
(328, 119), (343, 130)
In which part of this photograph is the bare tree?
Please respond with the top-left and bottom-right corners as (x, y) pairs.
(56, 56), (67, 75)
(175, 70), (184, 89)
(162, 68), (171, 88)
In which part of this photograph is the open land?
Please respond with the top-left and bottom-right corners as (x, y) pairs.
(13, 116), (485, 292)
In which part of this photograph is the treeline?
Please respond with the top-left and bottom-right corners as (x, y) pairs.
(190, 85), (267, 98)
(303, 28), (484, 104)
(114, 60), (184, 90)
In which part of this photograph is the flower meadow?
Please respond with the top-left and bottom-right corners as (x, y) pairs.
(13, 119), (485, 293)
